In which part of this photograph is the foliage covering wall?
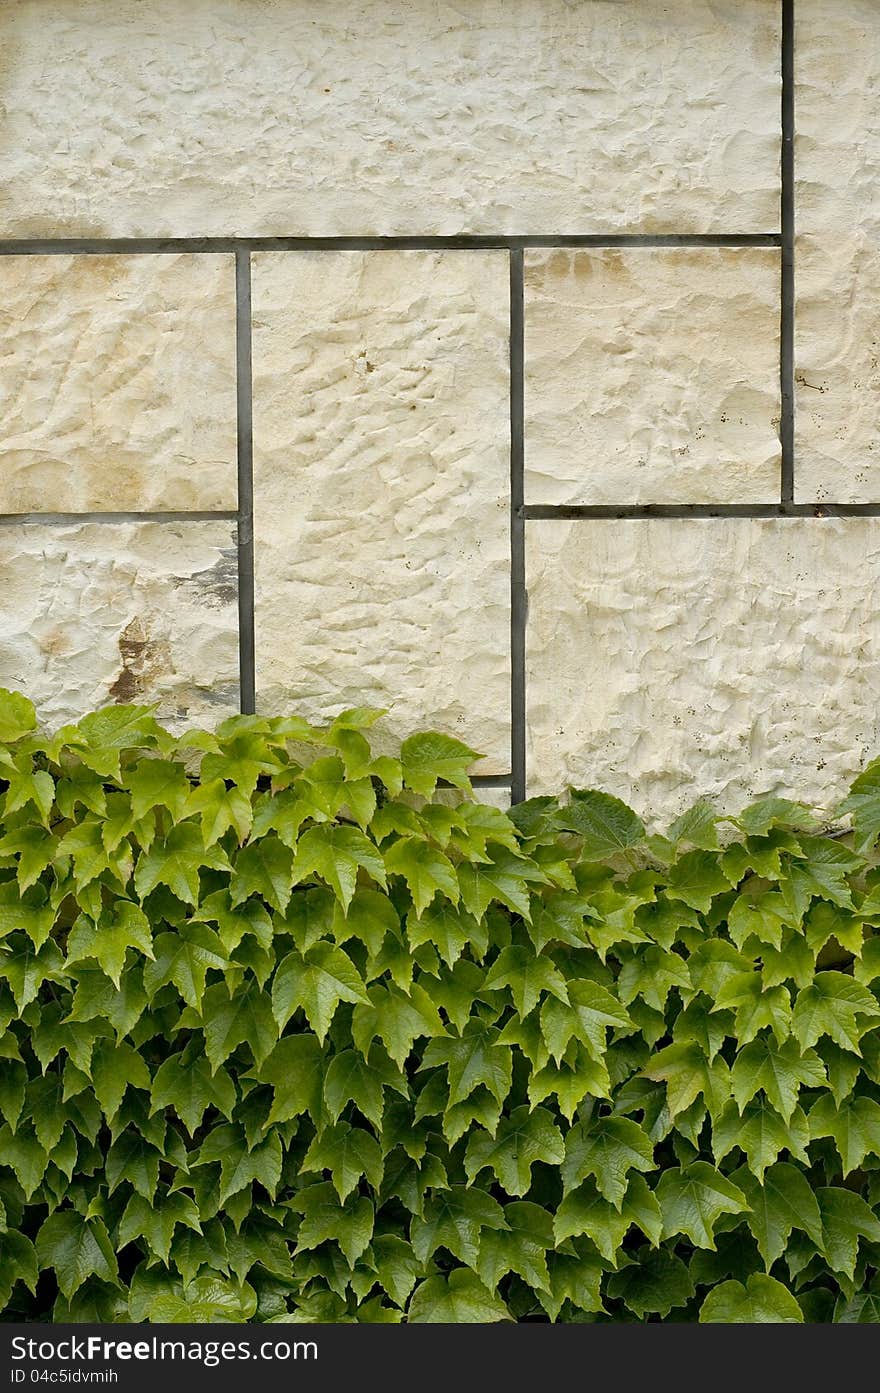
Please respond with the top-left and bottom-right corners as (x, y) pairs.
(2, 691), (880, 1322)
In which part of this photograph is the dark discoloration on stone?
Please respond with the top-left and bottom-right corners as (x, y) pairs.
(174, 548), (238, 609)
(109, 616), (174, 703)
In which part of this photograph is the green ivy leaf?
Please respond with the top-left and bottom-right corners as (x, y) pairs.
(792, 971), (880, 1052)
(35, 1211), (119, 1300)
(817, 1187), (880, 1280)
(712, 1098), (810, 1180)
(730, 1037), (826, 1122)
(464, 1106), (564, 1196)
(808, 1093), (880, 1176)
(272, 943), (368, 1042)
(408, 1269), (510, 1322)
(656, 1162), (749, 1249)
(482, 946), (569, 1018)
(556, 791), (645, 861)
(411, 1186), (507, 1269)
(0, 690), (37, 743)
(384, 837), (459, 916)
(734, 1162), (823, 1267)
(66, 903), (155, 989)
(561, 1116), (655, 1207)
(699, 1273), (803, 1323)
(301, 1123), (384, 1203)
(150, 1052), (237, 1135)
(553, 1176), (661, 1261)
(606, 1248), (695, 1318)
(289, 1182), (374, 1266)
(400, 733), (478, 797)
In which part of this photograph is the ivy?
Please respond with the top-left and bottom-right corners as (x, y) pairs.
(2, 687), (880, 1321)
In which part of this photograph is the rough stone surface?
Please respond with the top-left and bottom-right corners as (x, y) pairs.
(0, 522), (239, 730)
(524, 248), (782, 505)
(0, 255), (238, 512)
(251, 250), (510, 772)
(525, 518), (880, 824)
(0, 0), (779, 237)
(795, 0), (880, 502)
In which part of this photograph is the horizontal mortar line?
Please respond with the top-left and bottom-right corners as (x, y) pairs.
(520, 503), (880, 520)
(0, 510), (240, 526)
(0, 233), (782, 255)
(437, 774), (512, 790)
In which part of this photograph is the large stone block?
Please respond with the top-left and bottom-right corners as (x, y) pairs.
(525, 518), (880, 824)
(0, 254), (238, 512)
(0, 521), (239, 730)
(0, 0), (780, 237)
(795, 0), (880, 502)
(524, 248), (781, 505)
(251, 250), (511, 772)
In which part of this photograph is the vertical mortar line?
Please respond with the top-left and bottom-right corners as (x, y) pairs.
(510, 250), (527, 805)
(780, 0), (795, 502)
(235, 248), (257, 714)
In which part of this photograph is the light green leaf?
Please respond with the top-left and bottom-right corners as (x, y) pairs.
(656, 1162), (749, 1249)
(464, 1106), (564, 1196)
(401, 732), (479, 797)
(230, 835), (295, 915)
(301, 1123), (384, 1203)
(665, 851), (729, 914)
(0, 690), (37, 743)
(384, 837), (459, 916)
(408, 1269), (510, 1323)
(66, 902), (154, 988)
(699, 1273), (803, 1323)
(792, 971), (880, 1051)
(712, 1098), (810, 1180)
(808, 1094), (880, 1176)
(293, 824), (386, 912)
(730, 1037), (826, 1122)
(561, 1116), (655, 1208)
(734, 1162), (823, 1267)
(482, 946), (568, 1018)
(272, 942), (368, 1042)
(540, 979), (631, 1065)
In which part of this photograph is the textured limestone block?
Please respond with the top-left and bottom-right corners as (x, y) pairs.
(524, 249), (782, 505)
(251, 250), (510, 772)
(0, 254), (237, 512)
(0, 522), (239, 730)
(0, 0), (779, 237)
(795, 1), (880, 501)
(525, 518), (880, 824)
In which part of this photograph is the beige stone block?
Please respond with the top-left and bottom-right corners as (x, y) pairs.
(524, 249), (782, 505)
(0, 0), (779, 237)
(795, 0), (880, 501)
(251, 250), (510, 772)
(0, 521), (239, 730)
(0, 254), (237, 512)
(525, 518), (880, 825)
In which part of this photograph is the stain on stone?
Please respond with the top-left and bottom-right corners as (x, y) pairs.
(174, 549), (238, 609)
(109, 616), (173, 703)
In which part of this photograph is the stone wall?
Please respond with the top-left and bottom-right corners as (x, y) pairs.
(0, 0), (875, 824)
